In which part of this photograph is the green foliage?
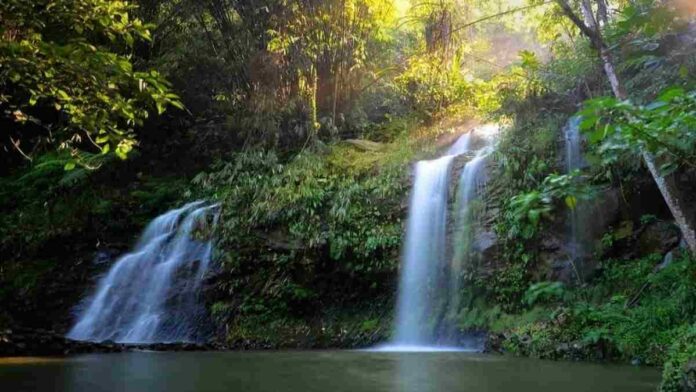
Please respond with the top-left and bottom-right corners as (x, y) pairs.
(506, 190), (552, 239)
(500, 254), (696, 366)
(0, 0), (182, 162)
(501, 321), (559, 359)
(660, 324), (696, 392)
(395, 53), (472, 118)
(219, 300), (391, 348)
(502, 170), (590, 240)
(523, 282), (565, 306)
(542, 40), (602, 95)
(579, 87), (696, 174)
(493, 115), (561, 192)
(458, 298), (552, 333)
(489, 261), (530, 310)
(0, 152), (186, 258)
(485, 114), (565, 309)
(598, 220), (635, 253)
(191, 135), (417, 323)
(476, 51), (548, 117)
(609, 0), (690, 95)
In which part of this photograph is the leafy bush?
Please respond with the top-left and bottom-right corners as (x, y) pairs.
(0, 152), (186, 258)
(499, 254), (696, 367)
(191, 137), (419, 328)
(504, 171), (592, 240)
(660, 324), (696, 392)
(396, 53), (472, 118)
(523, 282), (565, 306)
(579, 87), (696, 174)
(0, 0), (181, 162)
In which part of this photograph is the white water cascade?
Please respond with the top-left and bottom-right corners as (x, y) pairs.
(393, 153), (457, 347)
(379, 125), (497, 351)
(68, 201), (220, 343)
(446, 143), (494, 333)
(564, 117), (586, 278)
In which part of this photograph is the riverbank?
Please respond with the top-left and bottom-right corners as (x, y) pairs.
(0, 326), (223, 357)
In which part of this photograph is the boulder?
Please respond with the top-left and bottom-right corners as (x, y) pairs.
(581, 187), (622, 246)
(637, 221), (681, 257)
(0, 326), (221, 357)
(475, 230), (498, 261)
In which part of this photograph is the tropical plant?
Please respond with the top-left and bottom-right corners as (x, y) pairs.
(0, 0), (182, 167)
(579, 87), (696, 174)
(523, 281), (566, 306)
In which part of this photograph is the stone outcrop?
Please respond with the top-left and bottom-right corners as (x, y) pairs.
(0, 327), (221, 357)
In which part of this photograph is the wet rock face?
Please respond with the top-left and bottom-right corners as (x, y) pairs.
(465, 171), (686, 286)
(582, 187), (623, 243)
(0, 327), (221, 357)
(556, 186), (622, 282)
(0, 327), (124, 356)
(637, 221), (681, 257)
(474, 231), (497, 261)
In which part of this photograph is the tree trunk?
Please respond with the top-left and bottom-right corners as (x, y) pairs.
(580, 0), (598, 31)
(596, 0), (609, 26)
(599, 48), (627, 99)
(642, 153), (696, 253)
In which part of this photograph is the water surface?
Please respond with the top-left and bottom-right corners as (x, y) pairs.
(0, 351), (659, 392)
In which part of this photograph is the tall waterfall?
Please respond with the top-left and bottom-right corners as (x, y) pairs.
(68, 201), (220, 343)
(384, 125), (496, 350)
(447, 144), (493, 333)
(394, 154), (456, 345)
(564, 117), (586, 278)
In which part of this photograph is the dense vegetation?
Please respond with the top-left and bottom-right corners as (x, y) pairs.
(1, 0), (694, 389)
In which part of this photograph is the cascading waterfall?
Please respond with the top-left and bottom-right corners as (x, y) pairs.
(446, 144), (494, 335)
(393, 154), (457, 346)
(564, 117), (586, 277)
(383, 125), (497, 350)
(565, 117), (583, 173)
(68, 201), (219, 343)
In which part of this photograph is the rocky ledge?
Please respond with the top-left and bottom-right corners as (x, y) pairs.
(0, 327), (222, 357)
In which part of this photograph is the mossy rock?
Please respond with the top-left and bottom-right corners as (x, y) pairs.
(638, 221), (681, 256)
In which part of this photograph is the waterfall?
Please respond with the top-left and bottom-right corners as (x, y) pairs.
(378, 125), (497, 351)
(447, 145), (493, 333)
(564, 116), (583, 174)
(68, 201), (220, 343)
(393, 154), (456, 345)
(564, 117), (586, 277)
(447, 132), (472, 155)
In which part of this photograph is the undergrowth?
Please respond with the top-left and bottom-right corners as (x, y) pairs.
(192, 116), (460, 341)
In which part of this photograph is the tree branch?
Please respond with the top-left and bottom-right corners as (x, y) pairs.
(554, 0), (601, 49)
(450, 1), (555, 35)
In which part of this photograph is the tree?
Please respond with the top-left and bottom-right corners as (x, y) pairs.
(554, 0), (696, 253)
(267, 0), (395, 132)
(0, 0), (182, 168)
